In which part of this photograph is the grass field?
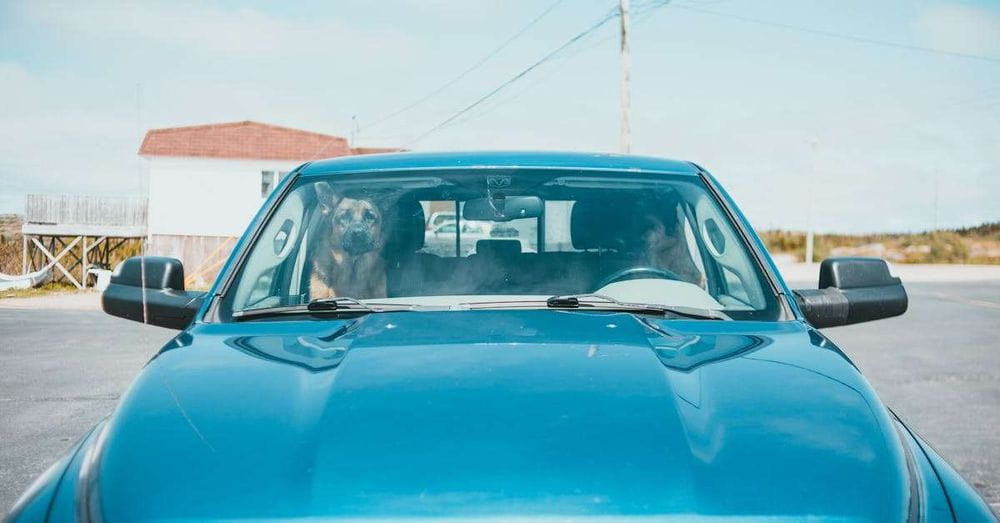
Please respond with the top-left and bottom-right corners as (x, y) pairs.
(757, 223), (999, 264)
(0, 282), (79, 299)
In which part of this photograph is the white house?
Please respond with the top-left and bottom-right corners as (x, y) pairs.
(139, 120), (397, 286)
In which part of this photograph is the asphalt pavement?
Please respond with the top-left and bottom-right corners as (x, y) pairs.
(0, 308), (175, 512)
(1, 281), (998, 513)
(814, 280), (1000, 509)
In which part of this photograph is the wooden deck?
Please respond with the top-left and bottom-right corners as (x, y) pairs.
(21, 194), (147, 237)
(20, 195), (147, 288)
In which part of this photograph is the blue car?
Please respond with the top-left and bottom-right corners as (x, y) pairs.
(7, 152), (995, 522)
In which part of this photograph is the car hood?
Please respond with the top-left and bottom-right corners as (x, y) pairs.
(90, 310), (910, 522)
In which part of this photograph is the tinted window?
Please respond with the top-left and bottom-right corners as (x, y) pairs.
(222, 170), (779, 320)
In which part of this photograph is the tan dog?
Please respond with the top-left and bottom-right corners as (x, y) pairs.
(308, 181), (393, 300)
(635, 197), (706, 288)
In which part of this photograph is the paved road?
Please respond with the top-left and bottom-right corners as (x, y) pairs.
(813, 281), (1000, 509)
(0, 310), (175, 512)
(1, 282), (998, 513)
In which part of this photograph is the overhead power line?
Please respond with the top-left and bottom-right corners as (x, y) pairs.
(360, 0), (566, 133)
(676, 5), (1000, 65)
(404, 4), (661, 146)
(443, 2), (670, 129)
(403, 1), (676, 146)
(436, 0), (671, 129)
(440, 0), (995, 134)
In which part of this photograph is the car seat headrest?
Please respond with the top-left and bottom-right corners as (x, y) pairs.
(386, 199), (425, 256)
(474, 239), (521, 259)
(570, 199), (630, 250)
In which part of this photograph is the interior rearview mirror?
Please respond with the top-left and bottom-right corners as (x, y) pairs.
(792, 257), (908, 328)
(102, 256), (206, 330)
(463, 196), (542, 222)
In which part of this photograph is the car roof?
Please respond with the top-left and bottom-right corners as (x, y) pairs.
(299, 150), (701, 176)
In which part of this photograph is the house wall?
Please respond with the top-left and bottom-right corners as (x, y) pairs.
(145, 155), (303, 237)
(144, 156), (304, 287)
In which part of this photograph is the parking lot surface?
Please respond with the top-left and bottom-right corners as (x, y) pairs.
(1, 280), (998, 512)
(815, 280), (1000, 509)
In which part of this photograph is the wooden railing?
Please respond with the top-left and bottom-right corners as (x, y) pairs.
(24, 194), (147, 226)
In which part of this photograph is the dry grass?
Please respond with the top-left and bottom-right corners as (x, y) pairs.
(760, 223), (1000, 264)
(0, 239), (22, 275)
(1, 281), (78, 299)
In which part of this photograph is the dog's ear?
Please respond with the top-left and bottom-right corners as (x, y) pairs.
(314, 181), (342, 215)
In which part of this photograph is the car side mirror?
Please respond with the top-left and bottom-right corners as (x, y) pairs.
(792, 257), (907, 328)
(102, 256), (206, 330)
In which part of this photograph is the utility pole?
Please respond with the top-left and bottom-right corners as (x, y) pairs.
(932, 170), (940, 231)
(619, 0), (631, 154)
(135, 82), (149, 324)
(805, 137), (818, 265)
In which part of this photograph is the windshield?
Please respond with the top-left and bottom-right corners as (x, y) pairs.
(219, 169), (780, 321)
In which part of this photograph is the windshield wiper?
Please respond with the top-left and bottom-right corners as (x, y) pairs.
(306, 297), (371, 312)
(233, 297), (414, 321)
(544, 294), (730, 321)
(457, 294), (727, 319)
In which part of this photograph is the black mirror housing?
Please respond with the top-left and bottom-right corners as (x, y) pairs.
(793, 257), (908, 328)
(102, 257), (206, 330)
(463, 196), (543, 222)
(108, 256), (185, 290)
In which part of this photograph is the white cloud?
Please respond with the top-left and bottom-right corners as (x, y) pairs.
(0, 1), (430, 213)
(12, 0), (420, 61)
(914, 3), (1000, 57)
(0, 62), (142, 210)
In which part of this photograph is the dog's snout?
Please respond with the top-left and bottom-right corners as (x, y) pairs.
(342, 225), (375, 255)
(345, 227), (365, 240)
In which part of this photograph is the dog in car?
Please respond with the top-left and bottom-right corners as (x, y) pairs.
(633, 194), (706, 288)
(308, 181), (395, 299)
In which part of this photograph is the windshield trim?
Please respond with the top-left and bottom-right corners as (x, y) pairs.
(694, 165), (794, 320)
(298, 164), (699, 178)
(205, 164), (307, 322)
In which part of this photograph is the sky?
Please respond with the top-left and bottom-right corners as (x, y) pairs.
(1, 0), (998, 233)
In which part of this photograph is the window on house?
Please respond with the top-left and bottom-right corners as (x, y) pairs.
(261, 171), (275, 197)
(262, 171), (291, 197)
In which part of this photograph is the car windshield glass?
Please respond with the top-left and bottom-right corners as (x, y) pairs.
(219, 169), (780, 321)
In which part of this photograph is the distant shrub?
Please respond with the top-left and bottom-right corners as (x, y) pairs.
(0, 239), (21, 275)
(757, 223), (997, 265)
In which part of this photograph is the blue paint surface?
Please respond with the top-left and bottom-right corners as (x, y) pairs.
(88, 311), (911, 521)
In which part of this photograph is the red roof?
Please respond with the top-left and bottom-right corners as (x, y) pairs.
(138, 121), (400, 161)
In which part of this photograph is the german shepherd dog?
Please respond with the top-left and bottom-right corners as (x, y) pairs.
(308, 181), (395, 299)
(633, 194), (706, 288)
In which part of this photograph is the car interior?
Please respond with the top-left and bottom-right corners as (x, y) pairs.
(229, 172), (774, 318)
(386, 197), (706, 297)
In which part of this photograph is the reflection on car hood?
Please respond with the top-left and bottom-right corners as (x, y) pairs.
(93, 311), (909, 521)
